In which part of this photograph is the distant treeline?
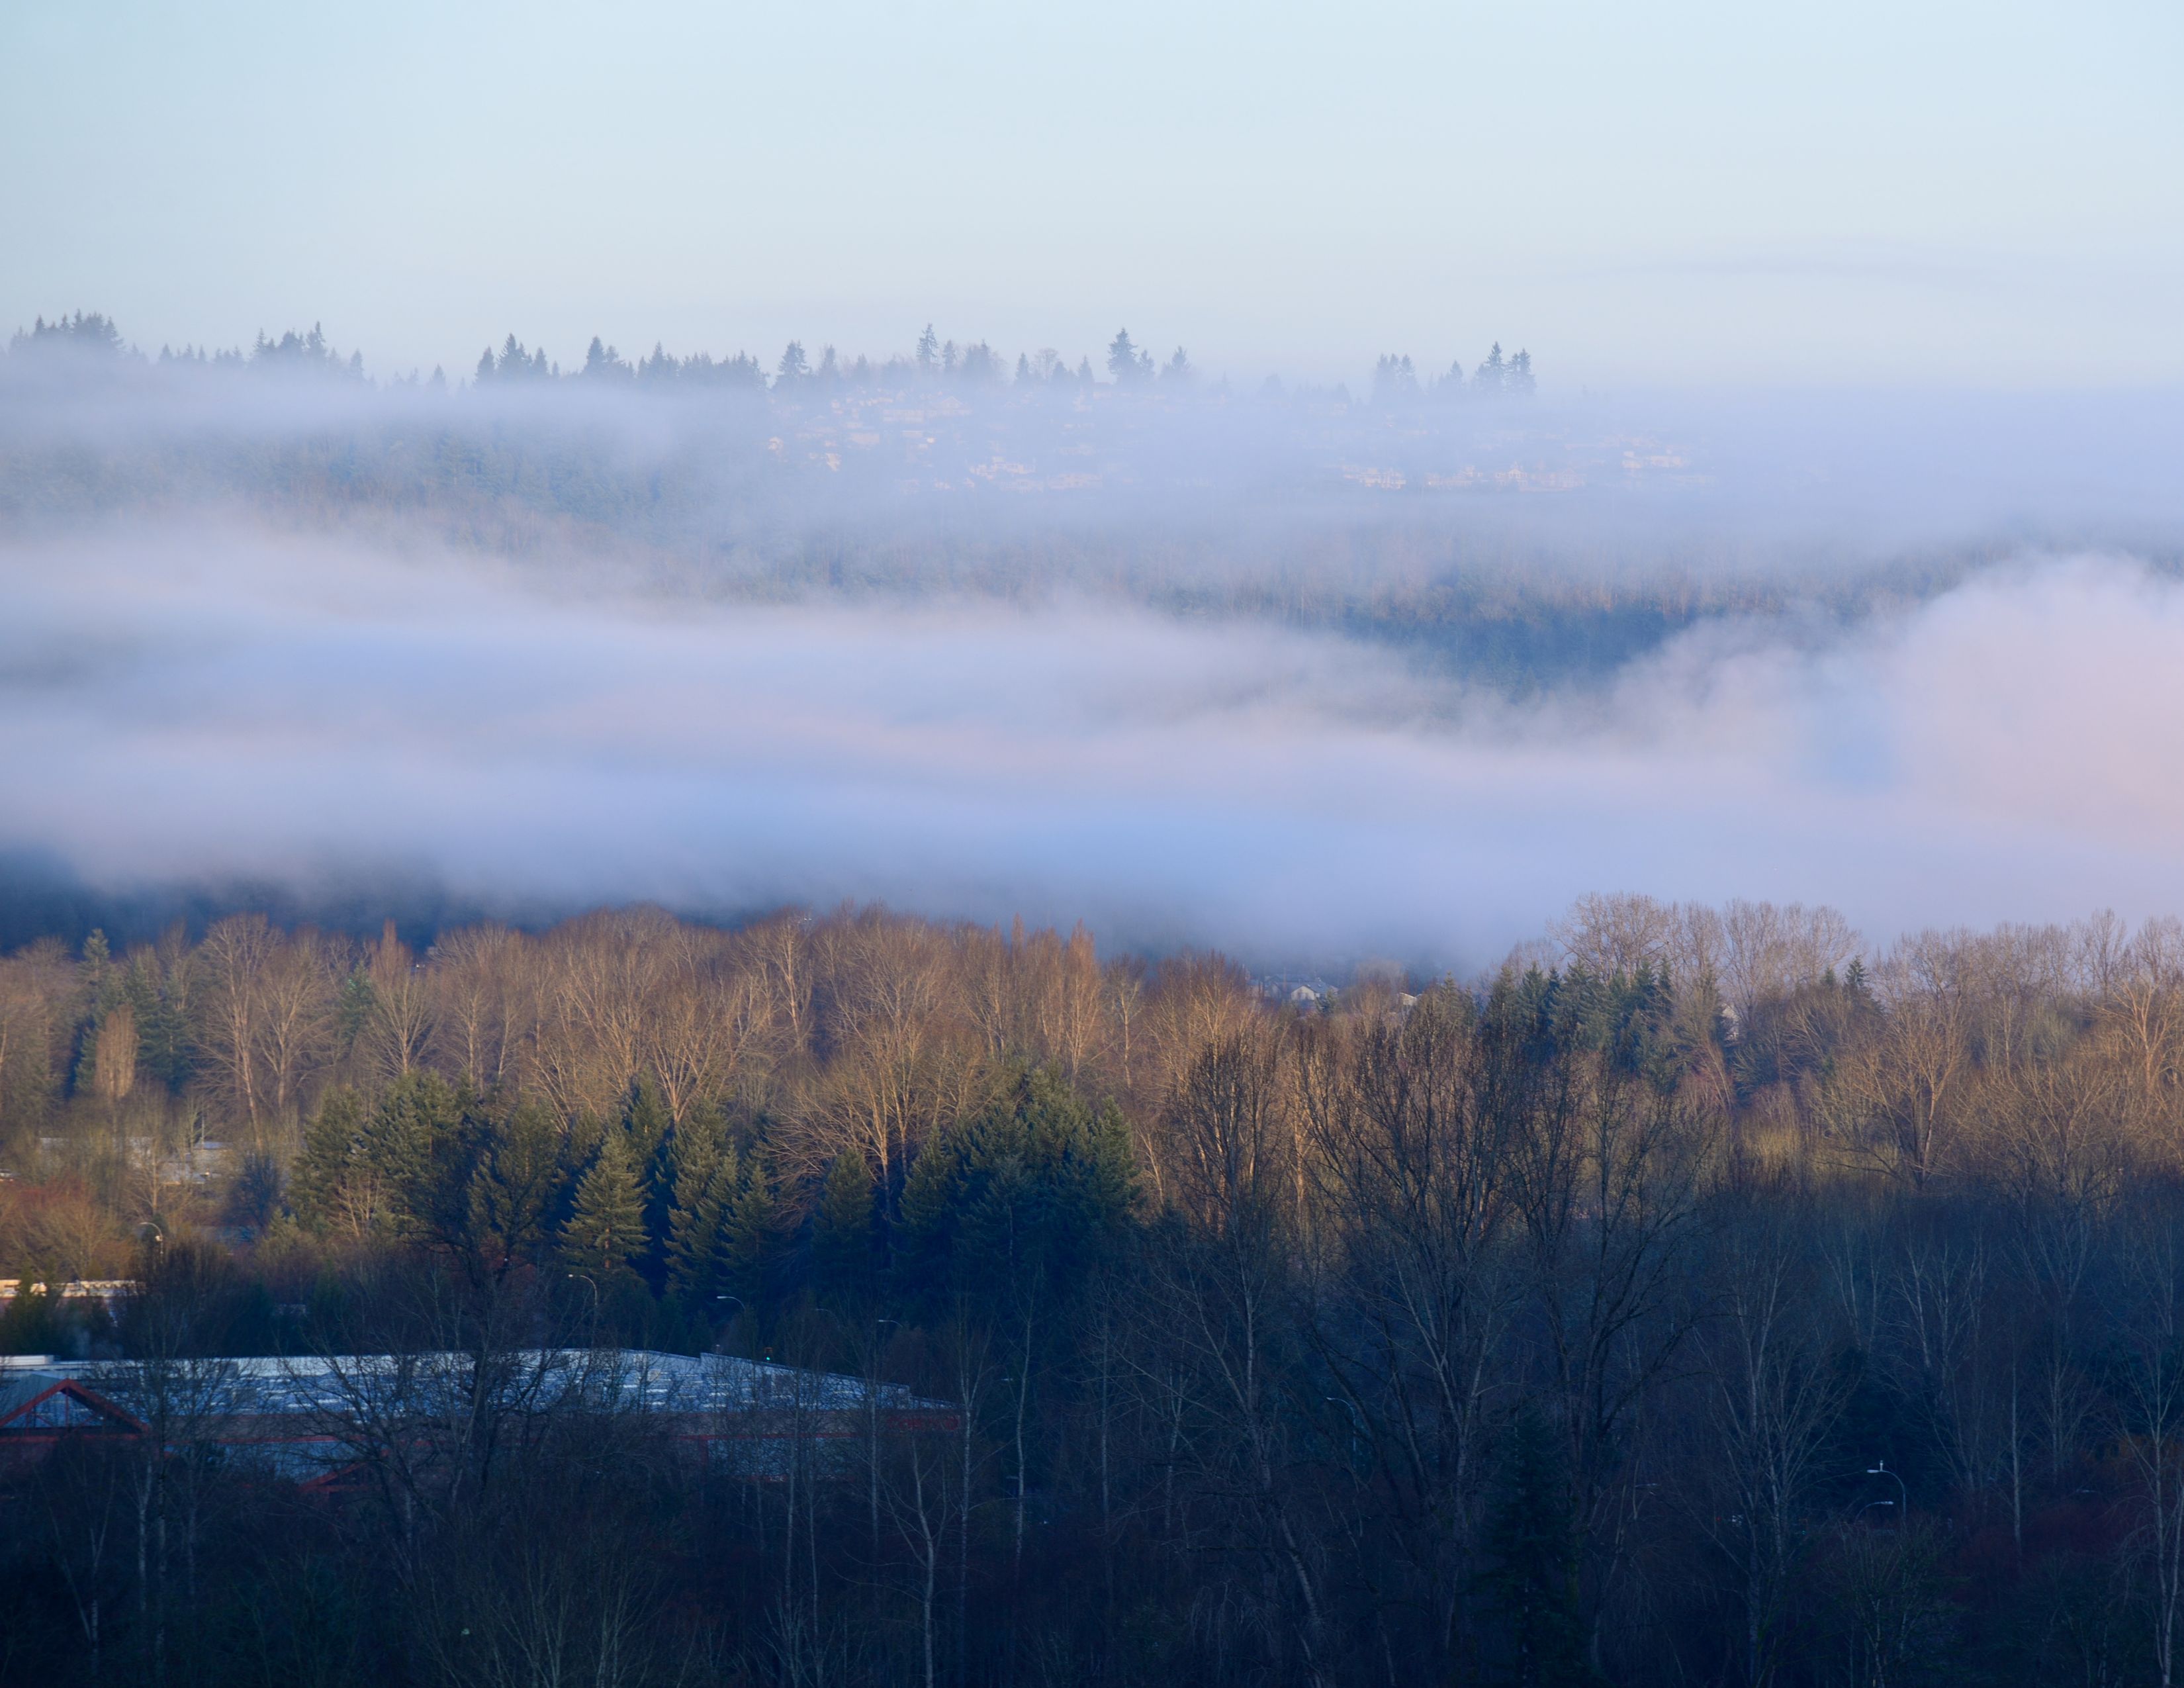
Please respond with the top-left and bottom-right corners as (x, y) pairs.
(0, 310), (1917, 702)
(7, 895), (2184, 1683)
(8, 309), (1537, 403)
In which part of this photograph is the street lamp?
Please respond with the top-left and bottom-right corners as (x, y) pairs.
(1866, 1461), (1908, 1521)
(566, 1272), (600, 1338)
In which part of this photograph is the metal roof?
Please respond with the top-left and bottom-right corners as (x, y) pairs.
(2, 1349), (950, 1424)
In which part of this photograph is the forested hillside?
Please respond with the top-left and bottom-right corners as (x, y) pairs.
(5, 896), (2184, 1685)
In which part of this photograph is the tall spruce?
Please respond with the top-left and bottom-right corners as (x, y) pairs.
(812, 1149), (879, 1309)
(665, 1119), (739, 1299)
(562, 1127), (647, 1286)
(721, 1154), (782, 1305)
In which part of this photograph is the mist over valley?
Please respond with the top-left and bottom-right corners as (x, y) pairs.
(6, 319), (2181, 968)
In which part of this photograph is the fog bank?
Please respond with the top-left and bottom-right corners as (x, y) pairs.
(4, 518), (2181, 967)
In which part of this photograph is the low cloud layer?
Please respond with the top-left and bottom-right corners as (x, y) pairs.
(5, 518), (2183, 968)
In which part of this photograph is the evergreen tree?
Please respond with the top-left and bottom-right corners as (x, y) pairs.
(118, 954), (186, 1093)
(721, 1154), (783, 1304)
(1479, 1404), (1592, 1688)
(895, 1065), (1136, 1317)
(369, 1072), (469, 1243)
(465, 1099), (565, 1276)
(1373, 353), (1420, 402)
(562, 1127), (648, 1286)
(915, 323), (940, 374)
(1107, 328), (1154, 383)
(622, 1077), (673, 1170)
(335, 972), (377, 1057)
(291, 1088), (369, 1233)
(289, 1074), (463, 1241)
(811, 1149), (880, 1309)
(665, 1116), (739, 1298)
(582, 335), (634, 381)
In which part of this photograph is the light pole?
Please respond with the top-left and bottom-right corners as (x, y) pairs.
(566, 1272), (599, 1342)
(1867, 1461), (1908, 1523)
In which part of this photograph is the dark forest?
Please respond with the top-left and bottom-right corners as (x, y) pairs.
(5, 896), (2183, 1687)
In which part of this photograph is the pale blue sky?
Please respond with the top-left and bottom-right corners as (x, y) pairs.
(4, 1), (2178, 385)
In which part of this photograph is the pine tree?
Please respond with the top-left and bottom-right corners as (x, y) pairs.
(365, 1072), (463, 1241)
(666, 1124), (739, 1299)
(894, 1066), (1137, 1318)
(562, 1129), (648, 1285)
(895, 1129), (964, 1305)
(812, 1149), (879, 1309)
(721, 1155), (782, 1303)
(1107, 328), (1148, 383)
(620, 1077), (669, 1154)
(1479, 1404), (1592, 1687)
(291, 1089), (369, 1233)
(466, 1100), (565, 1274)
(120, 955), (186, 1092)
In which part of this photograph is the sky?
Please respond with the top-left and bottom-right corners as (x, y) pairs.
(4, 0), (2180, 386)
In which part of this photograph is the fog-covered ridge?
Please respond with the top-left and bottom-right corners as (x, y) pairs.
(5, 312), (2184, 963)
(11, 312), (2183, 688)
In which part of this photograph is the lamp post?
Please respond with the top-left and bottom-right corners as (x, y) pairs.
(1867, 1461), (1909, 1523)
(566, 1272), (599, 1342)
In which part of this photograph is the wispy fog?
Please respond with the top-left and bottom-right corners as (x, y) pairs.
(5, 332), (2181, 961)
(7, 494), (2184, 967)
